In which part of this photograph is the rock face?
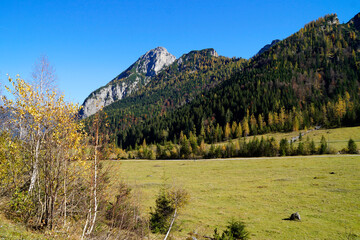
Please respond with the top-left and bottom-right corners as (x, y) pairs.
(255, 39), (280, 56)
(80, 47), (176, 118)
(209, 48), (219, 57)
(136, 46), (176, 77)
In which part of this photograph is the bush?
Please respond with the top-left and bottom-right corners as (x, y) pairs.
(6, 190), (35, 224)
(149, 186), (189, 234)
(347, 139), (358, 154)
(105, 183), (148, 237)
(149, 190), (175, 234)
(213, 219), (250, 240)
(279, 138), (289, 156)
(319, 135), (328, 154)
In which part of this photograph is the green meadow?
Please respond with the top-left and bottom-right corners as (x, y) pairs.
(106, 155), (360, 239)
(211, 126), (360, 154)
(241, 126), (360, 152)
(1, 127), (359, 239)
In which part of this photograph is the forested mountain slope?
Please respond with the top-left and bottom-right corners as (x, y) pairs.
(86, 49), (246, 144)
(118, 13), (360, 148)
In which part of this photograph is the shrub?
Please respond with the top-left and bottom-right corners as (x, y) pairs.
(212, 219), (250, 240)
(6, 190), (35, 224)
(279, 138), (289, 156)
(105, 183), (148, 237)
(149, 186), (189, 234)
(347, 139), (358, 154)
(319, 135), (328, 154)
(149, 190), (175, 234)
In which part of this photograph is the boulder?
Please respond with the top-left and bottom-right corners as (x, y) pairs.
(289, 212), (301, 221)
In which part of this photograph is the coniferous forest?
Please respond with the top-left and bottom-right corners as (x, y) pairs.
(88, 14), (360, 150)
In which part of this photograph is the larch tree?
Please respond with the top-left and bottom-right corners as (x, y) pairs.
(224, 122), (231, 140)
(236, 122), (242, 139)
(242, 118), (250, 137)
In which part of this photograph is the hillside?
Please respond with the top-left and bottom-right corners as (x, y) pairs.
(118, 13), (360, 148)
(85, 49), (246, 145)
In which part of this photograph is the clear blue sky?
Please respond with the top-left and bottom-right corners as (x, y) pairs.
(1, 0), (359, 104)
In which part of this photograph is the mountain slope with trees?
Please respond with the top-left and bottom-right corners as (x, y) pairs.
(85, 49), (246, 146)
(117, 13), (360, 149)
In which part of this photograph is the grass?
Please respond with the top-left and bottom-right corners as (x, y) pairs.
(105, 155), (360, 239)
(297, 126), (360, 151)
(0, 212), (46, 240)
(1, 127), (359, 239)
(214, 126), (360, 152)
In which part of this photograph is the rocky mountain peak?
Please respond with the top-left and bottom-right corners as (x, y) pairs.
(80, 47), (176, 119)
(136, 46), (176, 77)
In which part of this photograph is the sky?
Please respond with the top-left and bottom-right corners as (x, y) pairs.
(0, 0), (359, 104)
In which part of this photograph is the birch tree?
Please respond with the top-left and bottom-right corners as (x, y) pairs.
(1, 75), (87, 230)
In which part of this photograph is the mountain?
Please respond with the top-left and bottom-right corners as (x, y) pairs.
(116, 13), (360, 148)
(255, 39), (280, 56)
(80, 47), (176, 118)
(96, 48), (246, 144)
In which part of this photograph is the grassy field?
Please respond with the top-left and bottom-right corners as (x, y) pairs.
(1, 126), (359, 239)
(214, 126), (360, 152)
(106, 155), (360, 239)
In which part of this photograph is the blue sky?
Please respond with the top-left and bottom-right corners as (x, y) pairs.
(1, 0), (359, 104)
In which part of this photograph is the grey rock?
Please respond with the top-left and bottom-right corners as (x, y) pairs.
(209, 48), (219, 57)
(327, 15), (339, 26)
(283, 212), (301, 221)
(136, 46), (176, 77)
(289, 212), (301, 221)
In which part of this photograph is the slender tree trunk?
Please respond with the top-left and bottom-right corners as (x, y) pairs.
(63, 159), (67, 228)
(82, 120), (99, 238)
(87, 132), (98, 235)
(164, 208), (177, 240)
(29, 138), (40, 193)
(81, 209), (91, 240)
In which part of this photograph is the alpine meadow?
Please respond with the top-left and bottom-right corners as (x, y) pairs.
(1, 4), (360, 240)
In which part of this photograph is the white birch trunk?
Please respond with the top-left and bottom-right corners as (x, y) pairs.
(164, 208), (177, 240)
(29, 138), (40, 193)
